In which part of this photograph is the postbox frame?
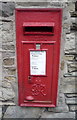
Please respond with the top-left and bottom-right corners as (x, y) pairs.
(15, 8), (62, 107)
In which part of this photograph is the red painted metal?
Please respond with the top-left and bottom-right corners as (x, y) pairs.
(15, 8), (62, 107)
(23, 22), (55, 27)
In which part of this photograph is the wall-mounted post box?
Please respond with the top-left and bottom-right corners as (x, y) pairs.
(15, 8), (62, 107)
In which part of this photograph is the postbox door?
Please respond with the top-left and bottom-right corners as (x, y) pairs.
(21, 41), (55, 105)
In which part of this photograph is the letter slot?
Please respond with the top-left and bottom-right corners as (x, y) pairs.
(23, 22), (54, 35)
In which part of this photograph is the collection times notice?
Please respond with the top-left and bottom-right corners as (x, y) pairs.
(30, 51), (46, 75)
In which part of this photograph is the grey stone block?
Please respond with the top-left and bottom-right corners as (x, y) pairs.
(41, 112), (75, 118)
(2, 22), (13, 31)
(2, 31), (14, 43)
(16, 1), (49, 7)
(69, 105), (77, 112)
(0, 106), (2, 119)
(2, 52), (15, 59)
(65, 93), (77, 98)
(2, 80), (12, 88)
(0, 2), (15, 17)
(3, 67), (16, 76)
(71, 11), (77, 17)
(66, 98), (77, 105)
(48, 105), (69, 113)
(2, 44), (15, 50)
(64, 55), (75, 61)
(63, 84), (76, 94)
(0, 89), (2, 101)
(4, 106), (44, 118)
(64, 32), (75, 53)
(67, 2), (75, 12)
(15, 1), (67, 9)
(0, 101), (15, 106)
(3, 58), (14, 66)
(2, 87), (15, 101)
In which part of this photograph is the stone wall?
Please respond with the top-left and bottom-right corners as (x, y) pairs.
(0, 1), (76, 119)
(63, 2), (77, 113)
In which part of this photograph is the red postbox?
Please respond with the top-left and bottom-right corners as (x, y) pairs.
(15, 8), (62, 107)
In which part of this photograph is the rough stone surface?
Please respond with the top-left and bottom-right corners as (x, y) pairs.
(63, 83), (76, 93)
(2, 52), (15, 59)
(4, 106), (44, 118)
(65, 93), (77, 98)
(2, 76), (17, 102)
(0, 101), (15, 106)
(64, 55), (75, 61)
(3, 67), (16, 76)
(3, 58), (14, 66)
(0, 2), (15, 17)
(2, 44), (15, 50)
(0, 106), (2, 119)
(0, 1), (77, 119)
(2, 87), (15, 101)
(69, 105), (77, 112)
(4, 76), (16, 82)
(16, 1), (67, 8)
(2, 22), (13, 31)
(67, 2), (75, 13)
(48, 105), (69, 113)
(66, 98), (77, 105)
(41, 112), (75, 118)
(0, 88), (2, 101)
(64, 32), (75, 54)
(2, 31), (14, 43)
(57, 93), (67, 106)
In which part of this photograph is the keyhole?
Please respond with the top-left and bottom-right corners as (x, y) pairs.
(28, 76), (32, 83)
